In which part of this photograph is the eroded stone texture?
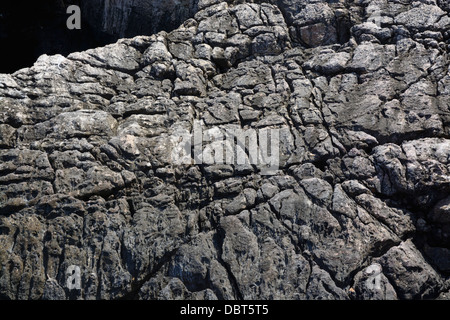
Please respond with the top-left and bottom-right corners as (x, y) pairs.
(0, 0), (450, 300)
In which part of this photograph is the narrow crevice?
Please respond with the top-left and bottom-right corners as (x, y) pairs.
(119, 247), (180, 300)
(212, 228), (244, 300)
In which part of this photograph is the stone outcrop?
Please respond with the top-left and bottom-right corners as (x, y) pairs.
(80, 0), (199, 40)
(0, 0), (449, 300)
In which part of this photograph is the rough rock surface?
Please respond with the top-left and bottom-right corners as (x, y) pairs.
(80, 0), (199, 40)
(0, 0), (450, 300)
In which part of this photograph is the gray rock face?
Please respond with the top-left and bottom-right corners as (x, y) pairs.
(81, 0), (199, 40)
(0, 0), (450, 300)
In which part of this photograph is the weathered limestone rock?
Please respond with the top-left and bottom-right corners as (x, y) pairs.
(0, 0), (449, 301)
